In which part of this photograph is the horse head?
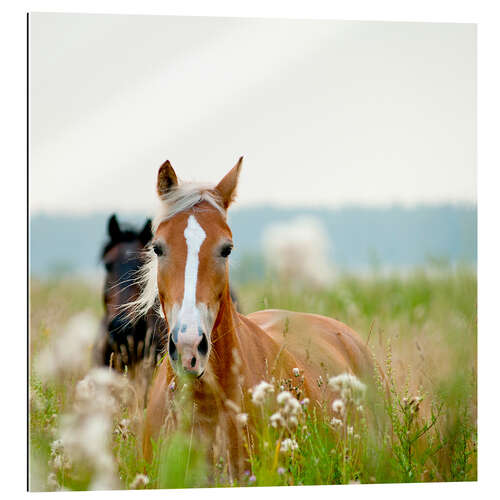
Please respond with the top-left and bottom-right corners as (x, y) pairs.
(137, 158), (242, 378)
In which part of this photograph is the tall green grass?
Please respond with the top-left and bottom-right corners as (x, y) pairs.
(29, 267), (477, 490)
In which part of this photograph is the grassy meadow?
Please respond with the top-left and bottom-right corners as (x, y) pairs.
(29, 265), (477, 490)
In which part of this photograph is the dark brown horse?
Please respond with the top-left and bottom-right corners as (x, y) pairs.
(93, 214), (166, 372)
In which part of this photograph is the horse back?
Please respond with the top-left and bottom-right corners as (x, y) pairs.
(245, 309), (374, 381)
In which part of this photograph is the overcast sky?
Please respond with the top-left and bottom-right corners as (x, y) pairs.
(29, 14), (475, 214)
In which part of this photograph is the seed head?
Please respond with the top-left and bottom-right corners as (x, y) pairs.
(236, 413), (248, 425)
(251, 381), (274, 405)
(328, 373), (366, 405)
(330, 417), (343, 428)
(280, 438), (299, 453)
(332, 399), (345, 416)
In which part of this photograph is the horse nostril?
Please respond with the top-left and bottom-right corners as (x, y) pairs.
(191, 356), (196, 368)
(168, 335), (177, 361)
(197, 333), (209, 356)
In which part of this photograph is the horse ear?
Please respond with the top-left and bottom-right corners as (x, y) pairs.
(139, 219), (153, 246)
(214, 156), (243, 210)
(157, 160), (178, 198)
(108, 214), (121, 240)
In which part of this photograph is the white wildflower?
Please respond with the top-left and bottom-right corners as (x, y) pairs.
(280, 438), (299, 454)
(347, 426), (354, 436)
(273, 390), (302, 429)
(74, 368), (129, 416)
(300, 398), (310, 407)
(330, 417), (343, 428)
(49, 439), (71, 471)
(50, 367), (131, 490)
(34, 312), (99, 381)
(287, 399), (301, 414)
(251, 381), (274, 405)
(293, 368), (300, 377)
(277, 391), (293, 405)
(47, 472), (59, 490)
(328, 373), (366, 405)
(332, 399), (345, 416)
(50, 452), (71, 472)
(59, 412), (113, 466)
(114, 418), (130, 439)
(59, 411), (118, 490)
(270, 412), (285, 428)
(50, 439), (64, 455)
(130, 474), (149, 489)
(277, 391), (301, 415)
(236, 413), (248, 425)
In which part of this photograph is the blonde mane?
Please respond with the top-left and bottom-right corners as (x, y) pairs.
(125, 182), (225, 322)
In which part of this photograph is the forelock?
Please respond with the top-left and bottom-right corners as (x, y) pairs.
(153, 183), (225, 231)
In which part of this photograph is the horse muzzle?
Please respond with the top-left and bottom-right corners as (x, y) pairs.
(167, 322), (210, 377)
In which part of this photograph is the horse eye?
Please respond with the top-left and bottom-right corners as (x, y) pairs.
(220, 244), (233, 258)
(152, 242), (164, 257)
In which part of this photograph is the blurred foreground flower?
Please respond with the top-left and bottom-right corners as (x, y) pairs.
(403, 395), (423, 413)
(74, 367), (131, 415)
(328, 373), (366, 405)
(34, 311), (98, 381)
(130, 474), (149, 489)
(49, 368), (131, 490)
(330, 417), (343, 428)
(280, 438), (299, 454)
(236, 413), (248, 425)
(251, 381), (274, 405)
(271, 391), (301, 429)
(49, 439), (71, 472)
(332, 399), (345, 416)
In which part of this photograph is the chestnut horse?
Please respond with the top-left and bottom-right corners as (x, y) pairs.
(135, 158), (375, 474)
(94, 214), (241, 373)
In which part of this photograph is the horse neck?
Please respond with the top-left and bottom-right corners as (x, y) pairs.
(208, 285), (241, 396)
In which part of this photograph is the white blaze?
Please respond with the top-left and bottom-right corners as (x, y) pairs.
(177, 215), (206, 336)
